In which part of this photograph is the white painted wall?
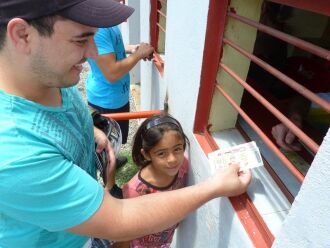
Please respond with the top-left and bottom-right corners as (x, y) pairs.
(140, 1), (165, 111)
(137, 1), (330, 247)
(120, 0), (141, 85)
(164, 0), (209, 131)
(273, 129), (330, 248)
(140, 1), (253, 247)
(173, 137), (253, 248)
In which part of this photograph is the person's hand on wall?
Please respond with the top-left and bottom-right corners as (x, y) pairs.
(133, 43), (154, 61)
(125, 44), (139, 54)
(207, 163), (252, 197)
(271, 113), (303, 151)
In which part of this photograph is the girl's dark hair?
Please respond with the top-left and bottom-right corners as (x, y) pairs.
(132, 114), (189, 167)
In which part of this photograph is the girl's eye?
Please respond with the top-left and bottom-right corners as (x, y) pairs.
(156, 152), (166, 158)
(174, 146), (184, 153)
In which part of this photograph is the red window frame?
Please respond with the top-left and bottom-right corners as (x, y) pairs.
(150, 0), (167, 76)
(194, 0), (330, 247)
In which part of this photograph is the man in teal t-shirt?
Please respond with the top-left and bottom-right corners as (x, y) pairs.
(0, 87), (104, 247)
(0, 1), (134, 247)
(0, 1), (252, 247)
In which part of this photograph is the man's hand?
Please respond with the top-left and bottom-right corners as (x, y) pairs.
(134, 43), (154, 61)
(94, 127), (116, 183)
(208, 164), (252, 197)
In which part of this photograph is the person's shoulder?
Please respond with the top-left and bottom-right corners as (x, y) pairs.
(96, 27), (112, 33)
(97, 26), (118, 35)
(94, 27), (112, 39)
(110, 25), (120, 32)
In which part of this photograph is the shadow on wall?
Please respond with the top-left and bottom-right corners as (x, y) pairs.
(174, 164), (198, 247)
(151, 68), (161, 109)
(218, 198), (235, 247)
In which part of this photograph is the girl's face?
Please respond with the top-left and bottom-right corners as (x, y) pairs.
(142, 130), (185, 178)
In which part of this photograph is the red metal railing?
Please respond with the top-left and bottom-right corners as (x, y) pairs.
(220, 62), (320, 154)
(215, 83), (305, 182)
(150, 0), (167, 76)
(150, 0), (167, 53)
(227, 12), (330, 61)
(102, 110), (161, 121)
(213, 9), (330, 184)
(157, 9), (167, 18)
(223, 38), (330, 112)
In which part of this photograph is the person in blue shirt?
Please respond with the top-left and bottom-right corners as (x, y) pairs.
(0, 1), (252, 248)
(87, 26), (154, 145)
(86, 26), (154, 198)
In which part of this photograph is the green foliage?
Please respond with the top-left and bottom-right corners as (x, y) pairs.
(115, 150), (139, 187)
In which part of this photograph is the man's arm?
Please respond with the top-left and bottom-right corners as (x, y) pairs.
(67, 164), (251, 241)
(96, 43), (154, 82)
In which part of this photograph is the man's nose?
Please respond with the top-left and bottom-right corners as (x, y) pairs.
(85, 38), (98, 59)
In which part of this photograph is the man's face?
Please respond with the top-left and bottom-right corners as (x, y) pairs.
(28, 19), (97, 88)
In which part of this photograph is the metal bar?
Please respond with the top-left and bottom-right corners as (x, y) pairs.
(194, 133), (217, 155)
(223, 38), (330, 113)
(194, 132), (275, 247)
(215, 84), (305, 183)
(149, 0), (159, 51)
(156, 23), (166, 33)
(102, 110), (161, 121)
(236, 123), (294, 204)
(227, 12), (330, 61)
(268, 0), (330, 17)
(220, 62), (319, 154)
(194, 0), (228, 133)
(153, 52), (164, 77)
(158, 0), (167, 5)
(157, 9), (167, 18)
(230, 194), (275, 246)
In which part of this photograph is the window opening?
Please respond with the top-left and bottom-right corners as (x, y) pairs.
(239, 2), (330, 183)
(196, 0), (330, 200)
(150, 0), (167, 75)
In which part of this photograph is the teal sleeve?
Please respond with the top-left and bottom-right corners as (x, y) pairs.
(95, 27), (115, 55)
(0, 153), (104, 231)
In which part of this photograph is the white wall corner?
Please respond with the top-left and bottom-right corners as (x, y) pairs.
(273, 128), (330, 247)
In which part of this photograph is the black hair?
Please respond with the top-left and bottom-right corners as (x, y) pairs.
(0, 15), (61, 50)
(132, 114), (189, 167)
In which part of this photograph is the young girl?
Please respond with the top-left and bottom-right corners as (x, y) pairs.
(121, 114), (190, 248)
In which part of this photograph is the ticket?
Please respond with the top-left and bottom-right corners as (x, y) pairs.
(208, 141), (263, 171)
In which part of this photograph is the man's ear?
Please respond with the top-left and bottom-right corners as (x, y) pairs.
(141, 148), (151, 161)
(6, 18), (32, 54)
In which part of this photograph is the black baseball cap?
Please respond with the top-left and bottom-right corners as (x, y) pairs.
(0, 0), (134, 28)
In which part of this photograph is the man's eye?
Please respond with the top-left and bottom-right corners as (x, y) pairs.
(75, 40), (87, 45)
